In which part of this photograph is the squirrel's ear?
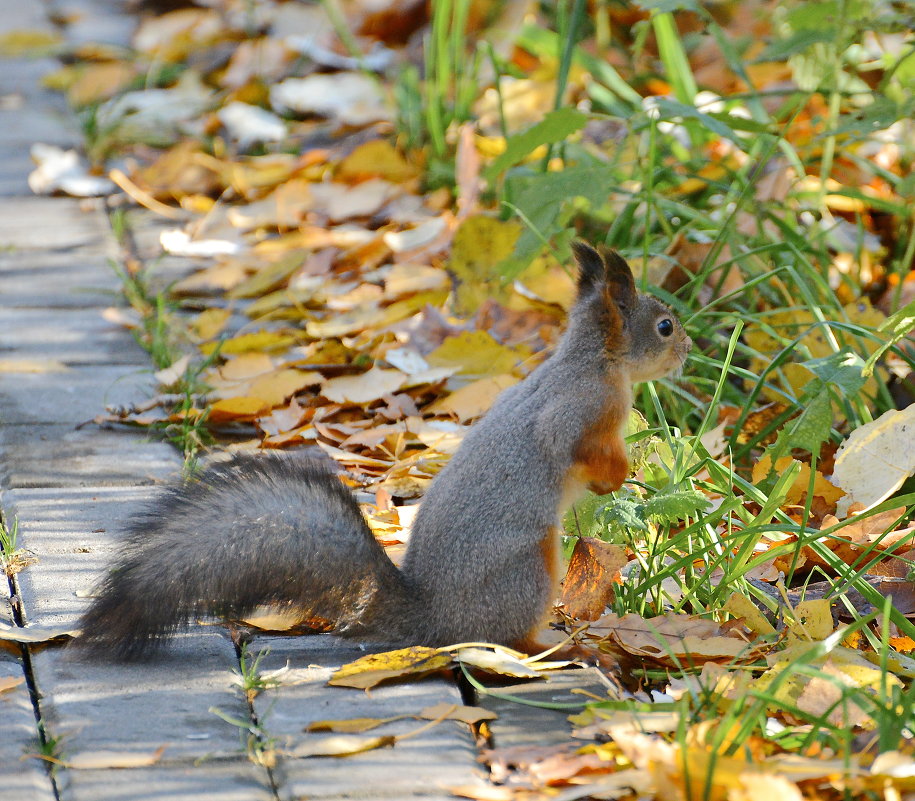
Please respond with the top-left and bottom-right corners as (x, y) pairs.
(571, 241), (604, 295)
(601, 250), (638, 314)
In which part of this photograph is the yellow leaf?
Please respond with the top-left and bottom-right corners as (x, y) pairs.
(449, 215), (522, 313)
(190, 308), (232, 341)
(337, 140), (419, 184)
(240, 607), (304, 631)
(329, 646), (452, 689)
(752, 454), (845, 507)
(786, 599), (833, 642)
(723, 593), (776, 636)
(219, 352), (274, 380)
(201, 330), (297, 357)
(305, 306), (389, 339)
(247, 369), (321, 407)
(246, 288), (316, 320)
(383, 263), (449, 299)
(0, 29), (62, 56)
(207, 397), (270, 423)
(228, 251), (307, 299)
(426, 331), (522, 377)
(289, 734), (395, 758)
(172, 262), (248, 296)
(426, 375), (519, 422)
(307, 716), (407, 734)
(66, 62), (136, 107)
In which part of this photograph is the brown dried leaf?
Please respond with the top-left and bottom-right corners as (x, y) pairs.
(560, 538), (627, 621)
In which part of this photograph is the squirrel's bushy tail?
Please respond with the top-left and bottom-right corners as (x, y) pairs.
(78, 452), (415, 660)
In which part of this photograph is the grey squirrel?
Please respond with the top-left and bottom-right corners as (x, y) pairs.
(78, 243), (691, 659)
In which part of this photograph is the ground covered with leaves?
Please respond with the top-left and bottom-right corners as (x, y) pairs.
(5, 0), (915, 798)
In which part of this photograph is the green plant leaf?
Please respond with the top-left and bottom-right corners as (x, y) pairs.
(803, 350), (867, 395)
(786, 390), (834, 453)
(598, 498), (649, 533)
(759, 29), (837, 61)
(500, 161), (617, 277)
(643, 489), (710, 524)
(482, 108), (588, 182)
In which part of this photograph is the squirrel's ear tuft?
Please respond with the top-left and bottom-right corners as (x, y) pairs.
(571, 241), (605, 295)
(602, 249), (638, 314)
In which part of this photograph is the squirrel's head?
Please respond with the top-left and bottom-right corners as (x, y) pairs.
(571, 241), (692, 381)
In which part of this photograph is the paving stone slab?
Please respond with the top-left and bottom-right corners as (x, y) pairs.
(0, 656), (57, 801)
(32, 632), (254, 762)
(49, 0), (137, 48)
(0, 0), (57, 29)
(57, 762), (275, 801)
(3, 484), (162, 626)
(0, 247), (122, 307)
(249, 635), (485, 800)
(0, 197), (112, 251)
(479, 668), (616, 750)
(0, 307), (153, 366)
(0, 423), (180, 488)
(0, 364), (156, 426)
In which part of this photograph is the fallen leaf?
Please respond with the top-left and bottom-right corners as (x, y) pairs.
(607, 613), (765, 666)
(321, 366), (407, 404)
(426, 375), (519, 422)
(307, 716), (408, 733)
(426, 331), (522, 377)
(455, 648), (542, 678)
(28, 144), (115, 196)
(207, 396), (270, 423)
(64, 745), (167, 770)
(832, 402), (915, 515)
(289, 734), (396, 758)
(560, 537), (628, 621)
(0, 675), (25, 694)
(420, 702), (497, 724)
(270, 72), (392, 125)
(328, 646), (452, 689)
(0, 622), (76, 644)
(201, 330), (297, 356)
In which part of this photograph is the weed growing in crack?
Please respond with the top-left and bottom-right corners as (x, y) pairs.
(0, 517), (35, 578)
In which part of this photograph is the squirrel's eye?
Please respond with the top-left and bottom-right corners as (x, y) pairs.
(657, 318), (674, 337)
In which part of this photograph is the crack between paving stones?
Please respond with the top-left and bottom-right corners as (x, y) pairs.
(1, 510), (64, 801)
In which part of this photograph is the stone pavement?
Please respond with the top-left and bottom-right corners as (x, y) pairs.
(0, 3), (610, 799)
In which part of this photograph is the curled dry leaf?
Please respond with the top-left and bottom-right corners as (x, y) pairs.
(64, 745), (167, 770)
(560, 537), (628, 621)
(0, 622), (76, 644)
(606, 613), (765, 666)
(288, 734), (396, 758)
(28, 144), (115, 196)
(0, 675), (25, 694)
(454, 647), (542, 679)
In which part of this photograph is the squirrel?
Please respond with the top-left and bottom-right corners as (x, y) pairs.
(78, 242), (691, 660)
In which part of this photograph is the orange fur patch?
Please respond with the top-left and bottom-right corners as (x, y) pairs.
(572, 389), (629, 495)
